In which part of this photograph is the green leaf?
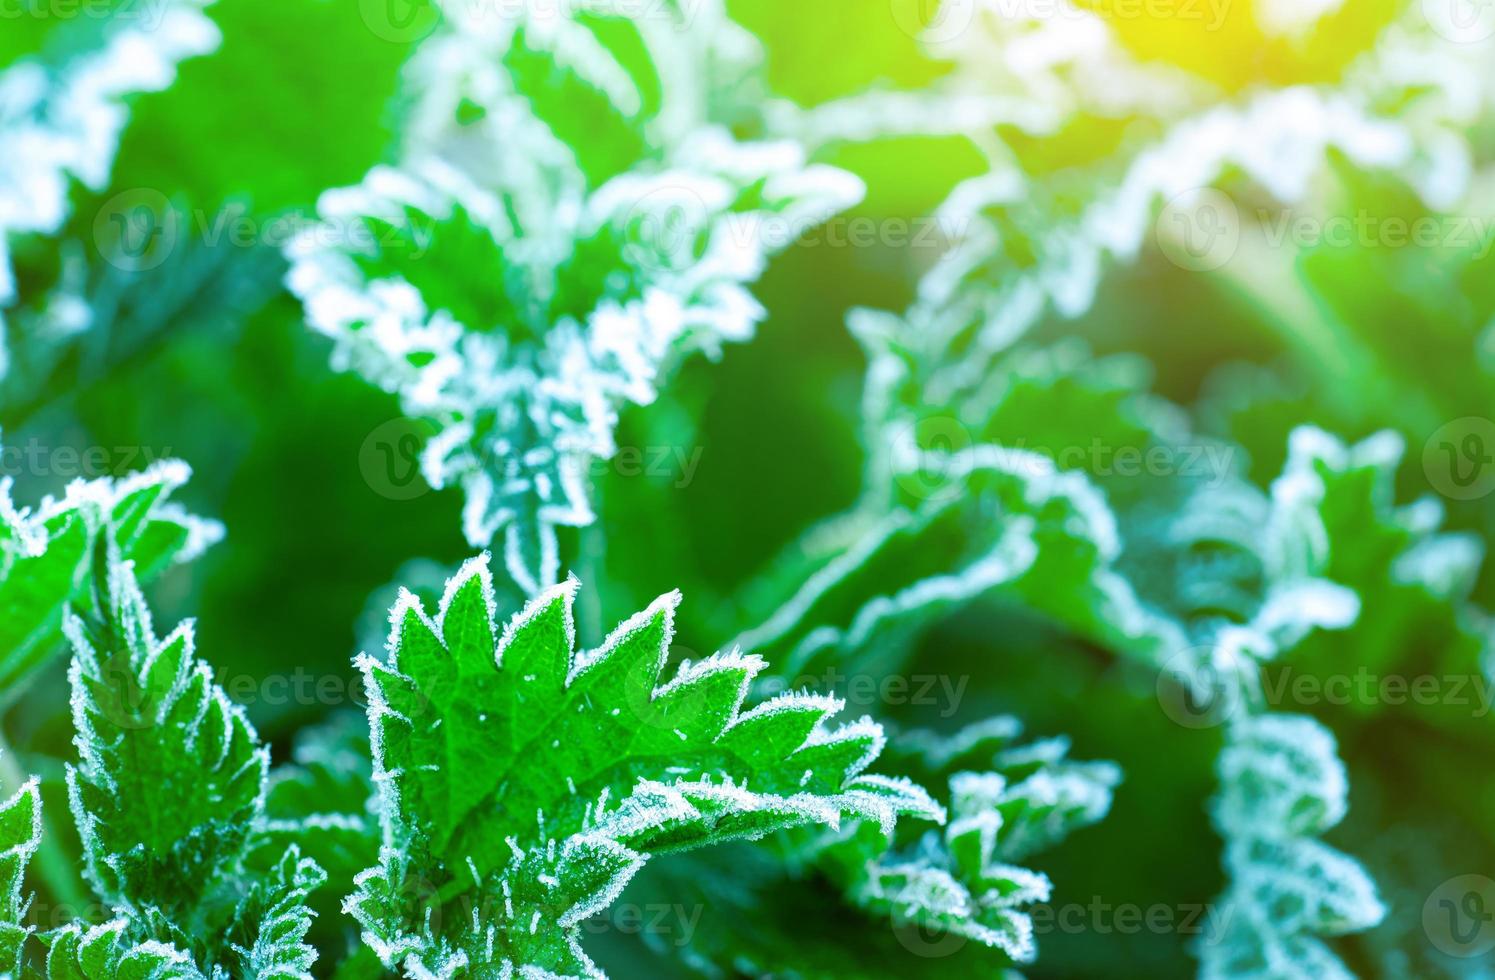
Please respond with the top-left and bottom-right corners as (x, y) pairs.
(349, 554), (939, 975)
(42, 919), (203, 980)
(59, 556), (326, 979)
(224, 849), (327, 980)
(0, 458), (222, 694)
(641, 717), (1117, 978)
(256, 713), (378, 958)
(1203, 714), (1385, 980)
(66, 557), (265, 915)
(0, 770), (41, 974)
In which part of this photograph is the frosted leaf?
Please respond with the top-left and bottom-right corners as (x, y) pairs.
(1202, 714), (1385, 980)
(728, 432), (1180, 685)
(287, 4), (862, 596)
(225, 850), (327, 980)
(1214, 715), (1348, 840)
(0, 456), (223, 692)
(0, 1), (222, 366)
(43, 920), (205, 980)
(646, 716), (1117, 975)
(1271, 425), (1487, 601)
(256, 713), (379, 962)
(349, 555), (935, 974)
(58, 556), (325, 978)
(66, 557), (264, 914)
(262, 712), (378, 863)
(0, 763), (41, 974)
(799, 0), (1495, 410)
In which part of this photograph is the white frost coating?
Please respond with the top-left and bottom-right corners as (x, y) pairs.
(1188, 429), (1425, 974)
(285, 5), (864, 596)
(355, 560), (943, 971)
(0, 452), (223, 696)
(832, 721), (1119, 965)
(820, 2), (1494, 458)
(56, 559), (302, 978)
(0, 1), (222, 365)
(1203, 715), (1386, 979)
(569, 588), (680, 685)
(724, 689), (844, 732)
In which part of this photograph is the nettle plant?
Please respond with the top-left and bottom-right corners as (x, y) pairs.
(286, 0), (862, 594)
(2, 0), (1495, 977)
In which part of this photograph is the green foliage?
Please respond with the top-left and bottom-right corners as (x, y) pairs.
(0, 459), (221, 696)
(27, 556), (323, 978)
(3, 1), (1494, 978)
(349, 555), (940, 975)
(0, 768), (40, 974)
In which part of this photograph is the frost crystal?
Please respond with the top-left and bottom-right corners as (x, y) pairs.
(0, 760), (40, 974)
(791, 0), (1495, 444)
(1202, 715), (1385, 980)
(0, 456), (223, 692)
(641, 717), (1117, 975)
(0, 1), (222, 367)
(852, 723), (1119, 964)
(57, 555), (323, 978)
(287, 4), (863, 595)
(349, 554), (936, 975)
